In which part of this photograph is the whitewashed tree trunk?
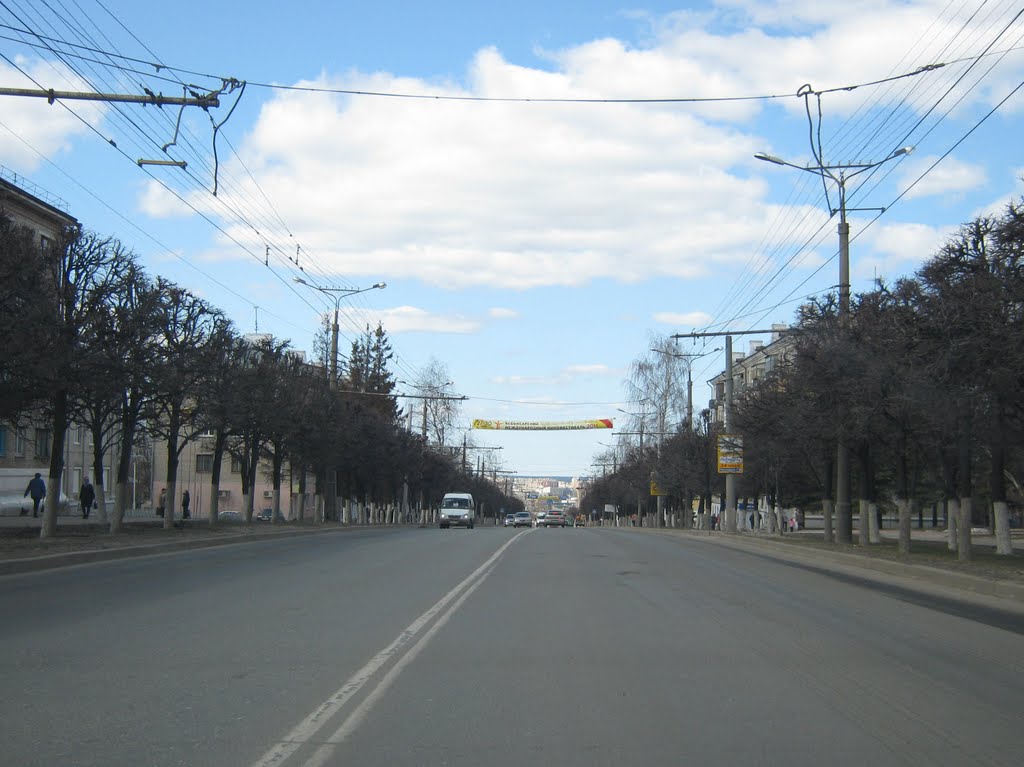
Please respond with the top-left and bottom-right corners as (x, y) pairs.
(993, 500), (1012, 555)
(858, 499), (870, 546)
(822, 498), (834, 543)
(947, 498), (959, 552)
(868, 502), (880, 544)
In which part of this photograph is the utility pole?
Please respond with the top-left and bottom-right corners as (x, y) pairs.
(293, 278), (386, 522)
(672, 330), (780, 534)
(755, 146), (912, 543)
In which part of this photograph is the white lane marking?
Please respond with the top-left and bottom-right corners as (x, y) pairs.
(303, 562), (494, 767)
(250, 530), (529, 767)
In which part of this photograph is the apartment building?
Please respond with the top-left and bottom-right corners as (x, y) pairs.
(0, 170), (98, 513)
(707, 324), (795, 425)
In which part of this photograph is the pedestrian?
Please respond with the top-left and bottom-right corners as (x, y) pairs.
(80, 477), (96, 519)
(181, 489), (191, 520)
(156, 487), (166, 518)
(23, 472), (46, 517)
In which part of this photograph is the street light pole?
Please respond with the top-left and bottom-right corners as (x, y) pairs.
(293, 278), (386, 389)
(755, 146), (912, 543)
(293, 278), (386, 523)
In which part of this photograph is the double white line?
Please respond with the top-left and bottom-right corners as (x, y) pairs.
(251, 530), (529, 767)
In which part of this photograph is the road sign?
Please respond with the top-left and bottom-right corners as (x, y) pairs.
(717, 434), (743, 474)
(649, 480), (667, 497)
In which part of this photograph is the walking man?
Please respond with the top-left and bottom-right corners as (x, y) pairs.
(80, 477), (96, 519)
(181, 489), (191, 520)
(23, 472), (46, 517)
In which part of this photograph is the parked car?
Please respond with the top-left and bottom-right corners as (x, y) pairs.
(504, 514), (516, 527)
(256, 508), (284, 522)
(513, 511), (532, 528)
(217, 510), (243, 523)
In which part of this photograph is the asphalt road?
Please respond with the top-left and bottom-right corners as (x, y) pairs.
(2, 526), (1022, 766)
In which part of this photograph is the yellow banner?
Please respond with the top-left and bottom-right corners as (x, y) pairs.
(472, 419), (614, 431)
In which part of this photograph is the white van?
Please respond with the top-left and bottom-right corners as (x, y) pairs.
(439, 492), (475, 529)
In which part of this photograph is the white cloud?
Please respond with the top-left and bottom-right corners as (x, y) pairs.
(898, 156), (987, 201)
(132, 1), (1020, 299)
(0, 59), (100, 170)
(652, 310), (713, 327)
(343, 305), (479, 334)
(857, 221), (955, 279)
(137, 179), (194, 218)
(488, 307), (519, 319)
(491, 363), (617, 386)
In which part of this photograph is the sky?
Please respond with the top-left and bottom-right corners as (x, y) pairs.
(2, 1), (1023, 478)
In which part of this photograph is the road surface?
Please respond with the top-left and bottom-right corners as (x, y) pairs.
(2, 526), (1022, 766)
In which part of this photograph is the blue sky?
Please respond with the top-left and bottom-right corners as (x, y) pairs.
(2, 1), (1023, 477)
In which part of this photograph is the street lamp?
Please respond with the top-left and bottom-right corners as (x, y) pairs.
(754, 145), (912, 543)
(293, 278), (386, 388)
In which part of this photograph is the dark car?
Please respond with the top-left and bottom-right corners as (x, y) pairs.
(513, 511), (532, 528)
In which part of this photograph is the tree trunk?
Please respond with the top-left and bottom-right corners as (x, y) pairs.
(209, 432), (226, 525)
(91, 424), (108, 524)
(993, 501), (1012, 556)
(990, 400), (1012, 555)
(163, 406), (181, 530)
(271, 445), (283, 526)
(896, 497), (912, 556)
(822, 450), (834, 544)
(110, 412), (138, 534)
(868, 501), (880, 544)
(957, 496), (972, 562)
(947, 497), (959, 552)
(41, 389), (69, 539)
(957, 422), (973, 562)
(297, 467), (307, 522)
(822, 498), (834, 544)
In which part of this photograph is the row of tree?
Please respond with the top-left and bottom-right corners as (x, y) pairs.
(1, 215), (519, 538)
(583, 198), (1024, 559)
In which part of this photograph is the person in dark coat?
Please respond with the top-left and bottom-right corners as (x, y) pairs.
(181, 489), (191, 519)
(23, 473), (46, 517)
(80, 477), (96, 519)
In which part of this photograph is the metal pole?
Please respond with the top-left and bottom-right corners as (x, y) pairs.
(330, 302), (340, 389)
(835, 177), (852, 543)
(724, 335), (737, 533)
(687, 367), (693, 431)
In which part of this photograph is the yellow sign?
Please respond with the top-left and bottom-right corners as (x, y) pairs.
(717, 434), (744, 474)
(649, 480), (667, 497)
(472, 418), (614, 430)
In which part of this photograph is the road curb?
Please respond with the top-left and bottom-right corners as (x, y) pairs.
(633, 528), (1024, 606)
(0, 525), (356, 576)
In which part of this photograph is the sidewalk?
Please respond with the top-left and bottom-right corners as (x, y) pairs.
(636, 526), (1024, 607)
(0, 515), (359, 576)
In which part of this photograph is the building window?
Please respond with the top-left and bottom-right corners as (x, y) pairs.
(15, 427), (26, 457)
(230, 455), (242, 473)
(196, 453), (214, 473)
(34, 428), (51, 459)
(40, 234), (52, 252)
